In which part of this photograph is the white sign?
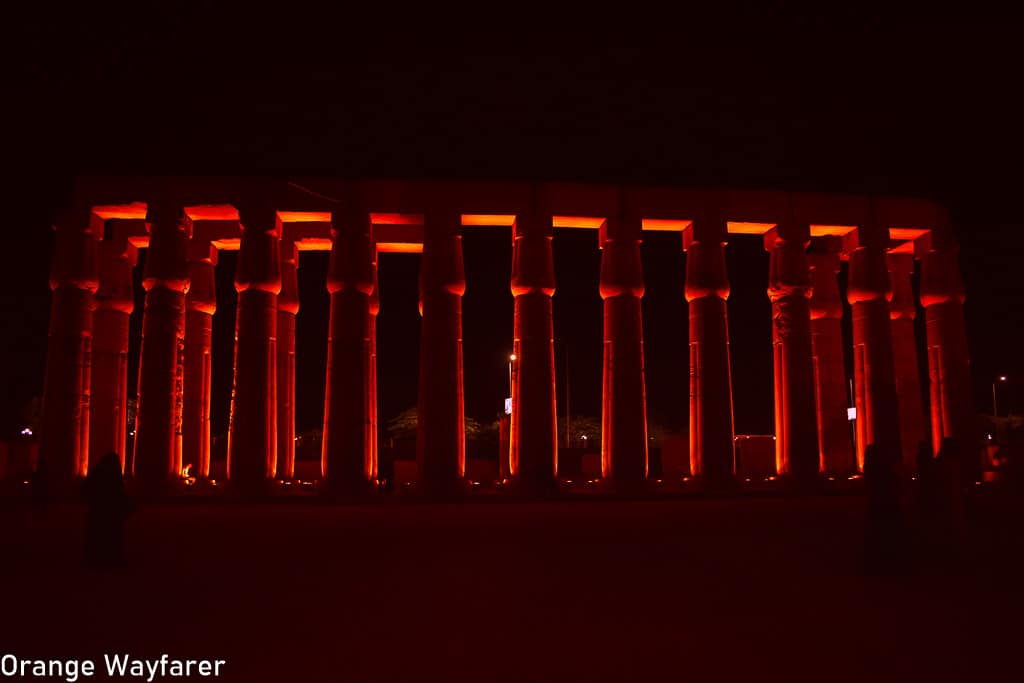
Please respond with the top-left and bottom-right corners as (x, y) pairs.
(504, 398), (512, 415)
(847, 407), (857, 421)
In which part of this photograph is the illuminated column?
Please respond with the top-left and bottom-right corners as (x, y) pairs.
(39, 209), (99, 483)
(888, 252), (926, 472)
(846, 234), (901, 471)
(322, 211), (376, 492)
(276, 239), (298, 480)
(510, 213), (557, 492)
(134, 206), (190, 489)
(766, 225), (818, 482)
(684, 223), (735, 485)
(808, 236), (855, 474)
(920, 242), (974, 467)
(369, 244), (380, 480)
(599, 217), (648, 485)
(417, 212), (467, 494)
(182, 241), (217, 480)
(90, 238), (137, 473)
(228, 209), (281, 486)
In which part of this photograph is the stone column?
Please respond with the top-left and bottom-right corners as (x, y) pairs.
(39, 209), (99, 483)
(322, 211), (376, 493)
(134, 206), (190, 489)
(369, 244), (380, 481)
(808, 236), (855, 474)
(684, 223), (735, 485)
(599, 217), (648, 486)
(90, 238), (137, 473)
(417, 212), (467, 495)
(510, 213), (558, 492)
(920, 243), (974, 471)
(766, 225), (818, 483)
(276, 239), (299, 480)
(888, 252), (926, 472)
(846, 235), (901, 471)
(228, 209), (281, 486)
(182, 241), (217, 480)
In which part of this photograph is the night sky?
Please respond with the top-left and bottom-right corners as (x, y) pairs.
(4, 7), (1022, 440)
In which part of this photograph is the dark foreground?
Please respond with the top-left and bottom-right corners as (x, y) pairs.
(2, 494), (1022, 682)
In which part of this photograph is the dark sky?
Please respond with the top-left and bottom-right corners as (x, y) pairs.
(3, 6), (1022, 438)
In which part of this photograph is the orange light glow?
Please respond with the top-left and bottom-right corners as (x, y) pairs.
(726, 221), (776, 235)
(186, 205), (240, 221)
(377, 242), (423, 254)
(295, 238), (333, 251)
(92, 203), (148, 220)
(887, 241), (916, 254)
(552, 215), (606, 229)
(641, 218), (693, 232)
(210, 238), (241, 250)
(888, 227), (930, 241)
(277, 211), (332, 223)
(809, 224), (858, 237)
(370, 213), (423, 226)
(461, 214), (516, 227)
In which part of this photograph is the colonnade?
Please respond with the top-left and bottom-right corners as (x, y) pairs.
(37, 181), (974, 494)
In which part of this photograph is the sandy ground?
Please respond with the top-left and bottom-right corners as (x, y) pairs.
(2, 494), (1022, 682)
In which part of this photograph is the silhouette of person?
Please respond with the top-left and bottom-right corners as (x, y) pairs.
(84, 452), (131, 568)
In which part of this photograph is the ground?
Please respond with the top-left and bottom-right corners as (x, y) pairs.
(2, 494), (1022, 682)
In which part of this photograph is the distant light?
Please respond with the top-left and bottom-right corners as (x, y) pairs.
(581, 435), (587, 441)
(509, 353), (517, 362)
(20, 427), (32, 436)
(999, 375), (1008, 382)
(987, 434), (993, 441)
(847, 407), (857, 421)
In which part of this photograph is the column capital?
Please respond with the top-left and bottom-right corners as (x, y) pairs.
(920, 245), (965, 307)
(279, 239), (300, 314)
(144, 207), (191, 293)
(846, 245), (891, 305)
(235, 214), (282, 294)
(766, 229), (811, 302)
(511, 213), (554, 297)
(887, 252), (917, 320)
(684, 235), (729, 302)
(327, 212), (374, 295)
(599, 217), (644, 300)
(186, 241), (218, 314)
(50, 213), (100, 292)
(95, 239), (137, 314)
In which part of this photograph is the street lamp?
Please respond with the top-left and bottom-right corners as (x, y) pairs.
(993, 375), (1008, 417)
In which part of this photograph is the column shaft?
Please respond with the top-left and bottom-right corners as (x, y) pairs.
(766, 228), (818, 482)
(684, 226), (735, 484)
(510, 214), (557, 491)
(599, 218), (648, 484)
(276, 241), (298, 480)
(183, 242), (216, 480)
(920, 245), (974, 469)
(39, 212), (99, 482)
(134, 207), (190, 488)
(809, 239), (855, 474)
(847, 242), (901, 470)
(323, 213), (376, 491)
(90, 239), (137, 473)
(417, 212), (466, 494)
(228, 211), (281, 485)
(888, 253), (926, 472)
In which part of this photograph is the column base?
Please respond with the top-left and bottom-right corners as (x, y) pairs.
(319, 478), (380, 501)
